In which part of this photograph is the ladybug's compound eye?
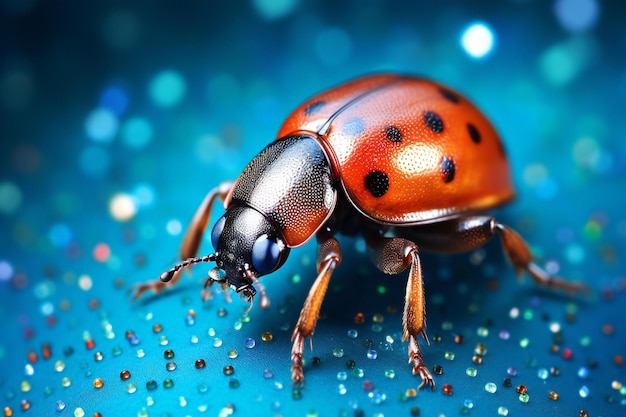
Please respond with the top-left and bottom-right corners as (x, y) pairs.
(251, 234), (282, 275)
(211, 215), (226, 251)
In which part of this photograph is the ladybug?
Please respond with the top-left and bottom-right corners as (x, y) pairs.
(132, 74), (588, 390)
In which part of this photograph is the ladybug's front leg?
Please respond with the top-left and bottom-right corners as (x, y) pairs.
(291, 235), (341, 388)
(367, 236), (435, 390)
(130, 181), (234, 300)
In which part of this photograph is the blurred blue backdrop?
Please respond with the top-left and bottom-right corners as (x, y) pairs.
(1, 1), (625, 416)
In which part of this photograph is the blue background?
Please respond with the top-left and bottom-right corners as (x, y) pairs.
(1, 0), (625, 416)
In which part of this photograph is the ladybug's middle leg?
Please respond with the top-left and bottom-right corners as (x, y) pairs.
(291, 234), (341, 388)
(367, 236), (435, 391)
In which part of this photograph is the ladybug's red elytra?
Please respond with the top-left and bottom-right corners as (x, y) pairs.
(132, 74), (588, 390)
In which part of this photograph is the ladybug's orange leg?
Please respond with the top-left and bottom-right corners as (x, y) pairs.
(180, 180), (235, 260)
(130, 181), (234, 300)
(495, 223), (590, 295)
(291, 235), (341, 388)
(367, 236), (435, 390)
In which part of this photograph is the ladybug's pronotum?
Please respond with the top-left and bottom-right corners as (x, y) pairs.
(132, 74), (588, 390)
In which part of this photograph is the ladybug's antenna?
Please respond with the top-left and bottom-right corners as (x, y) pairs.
(160, 254), (217, 283)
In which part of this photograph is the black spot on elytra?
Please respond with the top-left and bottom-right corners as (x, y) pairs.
(424, 111), (444, 134)
(342, 117), (365, 136)
(365, 171), (389, 198)
(441, 157), (455, 183)
(385, 125), (403, 143)
(439, 88), (460, 103)
(305, 101), (326, 115)
(467, 123), (481, 144)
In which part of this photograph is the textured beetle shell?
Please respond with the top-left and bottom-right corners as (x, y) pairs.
(277, 74), (514, 225)
(227, 136), (336, 247)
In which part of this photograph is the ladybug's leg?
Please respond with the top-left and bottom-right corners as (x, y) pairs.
(129, 181), (234, 299)
(407, 216), (588, 294)
(495, 223), (589, 294)
(180, 180), (235, 260)
(291, 235), (341, 388)
(367, 236), (435, 390)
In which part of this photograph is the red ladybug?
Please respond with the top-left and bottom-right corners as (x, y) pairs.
(132, 74), (588, 390)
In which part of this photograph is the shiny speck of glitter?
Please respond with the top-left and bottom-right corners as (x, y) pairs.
(120, 370), (131, 380)
(217, 308), (228, 318)
(352, 367), (365, 378)
(477, 327), (489, 337)
(562, 347), (573, 360)
(263, 369), (273, 379)
(158, 335), (169, 346)
(73, 407), (84, 417)
(454, 334), (464, 344)
(55, 401), (66, 411)
(485, 382), (497, 393)
(3, 406), (13, 416)
(337, 383), (347, 395)
(164, 349), (174, 359)
(579, 385), (590, 398)
(442, 384), (453, 395)
(474, 342), (487, 355)
(19, 400), (30, 411)
(577, 367), (589, 379)
(519, 393), (530, 403)
(223, 365), (235, 376)
(333, 348), (344, 358)
(197, 383), (208, 394)
(112, 346), (123, 356)
(499, 329), (510, 340)
(229, 378), (240, 389)
(163, 379), (174, 389)
(126, 383), (137, 394)
(538, 368), (549, 380)
(261, 332), (273, 342)
(347, 329), (358, 339)
(444, 351), (455, 360)
(195, 359), (206, 369)
(432, 364), (443, 375)
(19, 381), (31, 392)
(94, 351), (104, 361)
(366, 349), (377, 359)
(354, 312), (365, 324)
(520, 338), (530, 348)
(466, 367), (477, 377)
(292, 389), (302, 400)
(166, 361), (177, 371)
(61, 377), (71, 387)
(368, 389), (387, 405)
(384, 369), (395, 379)
(212, 337), (223, 347)
(146, 380), (158, 391)
(227, 349), (238, 359)
(373, 313), (384, 323)
(549, 391), (559, 400)
(516, 384), (527, 395)
(337, 371), (348, 381)
(506, 367), (517, 376)
(402, 388), (416, 400)
(345, 359), (356, 369)
(579, 410), (589, 417)
(244, 338), (256, 349)
(152, 323), (162, 333)
(472, 354), (483, 365)
(93, 378), (104, 389)
(503, 378), (512, 388)
(497, 406), (509, 416)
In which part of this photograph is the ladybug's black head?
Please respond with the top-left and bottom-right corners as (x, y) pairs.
(159, 206), (290, 309)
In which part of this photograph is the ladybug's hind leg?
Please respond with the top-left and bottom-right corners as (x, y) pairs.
(495, 223), (589, 294)
(291, 234), (342, 388)
(367, 236), (435, 391)
(406, 216), (588, 295)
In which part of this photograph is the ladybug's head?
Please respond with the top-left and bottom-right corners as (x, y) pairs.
(159, 206), (290, 310)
